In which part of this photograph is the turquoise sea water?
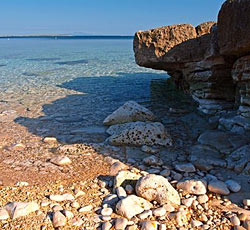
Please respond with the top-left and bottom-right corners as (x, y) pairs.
(0, 38), (174, 143)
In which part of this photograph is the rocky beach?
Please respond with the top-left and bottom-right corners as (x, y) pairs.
(0, 0), (250, 229)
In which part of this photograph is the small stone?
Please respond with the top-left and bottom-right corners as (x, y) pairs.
(140, 220), (159, 230)
(141, 145), (159, 154)
(152, 207), (166, 217)
(116, 195), (153, 219)
(78, 205), (93, 213)
(115, 217), (128, 230)
(0, 208), (9, 220)
(208, 180), (230, 195)
(138, 210), (152, 220)
(52, 205), (63, 212)
(102, 215), (112, 221)
(116, 187), (127, 199)
(162, 203), (175, 212)
(230, 215), (241, 226)
(175, 163), (196, 173)
(159, 224), (167, 230)
(50, 156), (72, 166)
(110, 161), (129, 176)
(63, 210), (74, 219)
(191, 219), (203, 228)
(102, 221), (112, 230)
(126, 225), (137, 230)
(143, 155), (163, 166)
(43, 137), (57, 143)
(243, 199), (250, 206)
(125, 185), (134, 194)
(160, 169), (171, 177)
(41, 200), (50, 207)
(16, 181), (29, 186)
(52, 211), (67, 228)
(71, 217), (83, 226)
(177, 179), (207, 195)
(71, 201), (80, 209)
(73, 189), (85, 198)
(101, 207), (113, 216)
(182, 198), (194, 207)
(225, 180), (241, 193)
(197, 194), (209, 204)
(49, 193), (75, 202)
(171, 171), (183, 181)
(103, 194), (119, 206)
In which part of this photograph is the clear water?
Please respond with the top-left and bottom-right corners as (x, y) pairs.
(0, 38), (172, 143)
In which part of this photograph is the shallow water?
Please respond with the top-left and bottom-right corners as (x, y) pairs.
(1, 38), (187, 143)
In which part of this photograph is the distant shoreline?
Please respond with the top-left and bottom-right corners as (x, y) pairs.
(0, 35), (133, 39)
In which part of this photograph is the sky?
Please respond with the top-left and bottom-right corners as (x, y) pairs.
(0, 0), (225, 35)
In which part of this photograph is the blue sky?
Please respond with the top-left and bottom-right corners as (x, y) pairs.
(0, 0), (225, 35)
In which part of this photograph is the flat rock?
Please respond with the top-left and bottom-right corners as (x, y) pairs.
(116, 195), (153, 219)
(49, 193), (75, 202)
(176, 179), (207, 195)
(174, 163), (196, 173)
(135, 174), (180, 206)
(113, 170), (141, 190)
(103, 101), (155, 125)
(4, 202), (39, 219)
(198, 130), (248, 154)
(208, 180), (230, 195)
(107, 121), (172, 147)
(50, 156), (72, 166)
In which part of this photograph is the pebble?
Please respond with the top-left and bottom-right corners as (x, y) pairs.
(63, 210), (74, 219)
(43, 137), (57, 143)
(191, 219), (203, 227)
(152, 207), (166, 217)
(243, 199), (250, 206)
(78, 205), (93, 213)
(101, 207), (113, 216)
(49, 193), (75, 202)
(162, 203), (175, 212)
(138, 210), (152, 219)
(177, 179), (207, 195)
(175, 163), (196, 173)
(0, 208), (9, 220)
(115, 217), (128, 230)
(141, 145), (159, 154)
(71, 217), (83, 226)
(71, 201), (80, 209)
(110, 161), (129, 176)
(125, 185), (133, 194)
(116, 186), (127, 199)
(126, 225), (137, 230)
(52, 205), (63, 212)
(182, 198), (194, 207)
(208, 180), (230, 195)
(159, 224), (167, 230)
(197, 194), (209, 204)
(50, 156), (72, 166)
(73, 189), (85, 198)
(160, 168), (171, 177)
(230, 215), (241, 226)
(102, 222), (112, 230)
(52, 211), (67, 228)
(225, 180), (241, 192)
(140, 220), (159, 230)
(143, 155), (163, 166)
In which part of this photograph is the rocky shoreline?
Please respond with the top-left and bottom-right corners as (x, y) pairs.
(133, 0), (250, 136)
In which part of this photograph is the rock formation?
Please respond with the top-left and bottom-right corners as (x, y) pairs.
(133, 0), (250, 134)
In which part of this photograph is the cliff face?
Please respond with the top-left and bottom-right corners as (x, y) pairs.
(133, 0), (250, 134)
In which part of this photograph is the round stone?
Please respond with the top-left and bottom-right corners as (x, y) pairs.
(225, 180), (241, 193)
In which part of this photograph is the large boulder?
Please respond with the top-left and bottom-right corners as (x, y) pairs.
(135, 174), (180, 206)
(217, 0), (250, 56)
(107, 121), (172, 147)
(103, 101), (155, 126)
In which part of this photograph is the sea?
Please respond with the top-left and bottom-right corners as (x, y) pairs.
(0, 37), (190, 144)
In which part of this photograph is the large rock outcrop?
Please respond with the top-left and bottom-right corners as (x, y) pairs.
(133, 0), (250, 134)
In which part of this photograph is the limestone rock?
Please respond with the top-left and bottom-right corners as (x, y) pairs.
(52, 211), (67, 228)
(176, 179), (207, 195)
(4, 202), (39, 220)
(116, 195), (153, 219)
(217, 0), (250, 56)
(114, 170), (141, 190)
(50, 156), (72, 166)
(107, 121), (172, 147)
(103, 101), (155, 125)
(208, 180), (230, 195)
(135, 174), (180, 206)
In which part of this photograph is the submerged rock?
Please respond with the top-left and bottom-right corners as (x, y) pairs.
(103, 101), (155, 125)
(107, 121), (172, 147)
(135, 174), (180, 206)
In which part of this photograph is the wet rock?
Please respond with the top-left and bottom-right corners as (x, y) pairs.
(176, 179), (207, 195)
(50, 156), (72, 166)
(113, 170), (141, 190)
(135, 174), (180, 206)
(107, 122), (172, 147)
(49, 193), (75, 202)
(116, 195), (153, 219)
(52, 211), (67, 228)
(140, 220), (159, 230)
(174, 163), (196, 173)
(103, 101), (155, 126)
(225, 180), (241, 193)
(208, 180), (230, 195)
(4, 202), (39, 220)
